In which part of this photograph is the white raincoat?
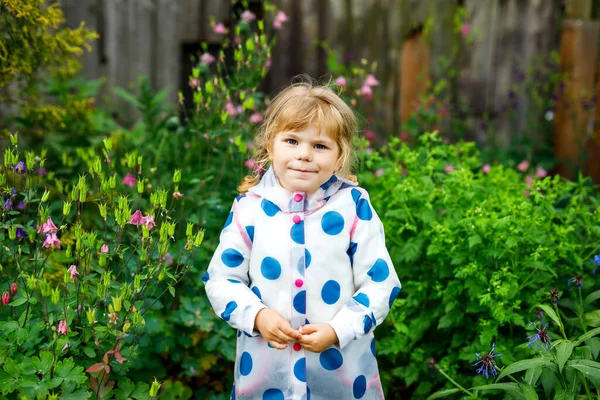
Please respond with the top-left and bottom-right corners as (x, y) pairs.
(204, 167), (401, 400)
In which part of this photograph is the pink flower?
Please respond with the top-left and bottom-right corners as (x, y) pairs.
(200, 52), (216, 65)
(100, 244), (109, 254)
(273, 11), (288, 29)
(517, 160), (529, 172)
(335, 76), (347, 88)
(264, 58), (271, 69)
(58, 320), (68, 335)
(249, 113), (263, 124)
(535, 167), (548, 179)
(161, 252), (174, 266)
(240, 10), (256, 21)
(364, 74), (380, 87)
(68, 265), (79, 281)
(173, 191), (184, 199)
(62, 342), (70, 352)
(184, 141), (190, 149)
(524, 190), (531, 197)
(2, 291), (10, 305)
(439, 107), (448, 117)
(444, 164), (456, 173)
(42, 233), (61, 249)
(213, 22), (228, 34)
(203, 133), (209, 139)
(247, 141), (254, 150)
(141, 215), (155, 230)
(229, 138), (235, 144)
(400, 131), (410, 141)
(482, 164), (491, 174)
(364, 130), (375, 141)
(189, 78), (200, 89)
(245, 159), (258, 170)
(461, 24), (471, 37)
(37, 217), (58, 234)
(525, 175), (533, 187)
(225, 101), (241, 116)
(122, 173), (136, 187)
(365, 147), (373, 155)
(375, 168), (385, 177)
(129, 210), (144, 226)
(360, 84), (373, 101)
(10, 283), (18, 296)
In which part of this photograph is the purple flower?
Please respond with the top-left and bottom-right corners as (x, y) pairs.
(37, 168), (47, 176)
(568, 275), (584, 289)
(527, 322), (551, 351)
(16, 228), (26, 239)
(473, 343), (502, 379)
(240, 10), (256, 21)
(14, 161), (27, 174)
(548, 288), (560, 305)
(4, 198), (13, 210)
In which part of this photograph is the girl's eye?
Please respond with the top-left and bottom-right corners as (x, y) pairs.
(314, 144), (327, 150)
(285, 139), (298, 145)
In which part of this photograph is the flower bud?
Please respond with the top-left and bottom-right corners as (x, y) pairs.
(103, 272), (111, 287)
(51, 287), (60, 304)
(149, 378), (161, 398)
(134, 274), (141, 292)
(98, 203), (107, 220)
(111, 296), (122, 312)
(39, 279), (51, 297)
(2, 291), (10, 305)
(10, 282), (18, 296)
(137, 179), (144, 194)
(93, 158), (102, 174)
(110, 174), (116, 189)
(63, 201), (72, 216)
(103, 137), (113, 151)
(186, 222), (194, 238)
(158, 269), (166, 281)
(26, 274), (35, 290)
(41, 189), (50, 203)
(8, 226), (16, 240)
(194, 230), (205, 247)
(97, 283), (104, 298)
(173, 169), (181, 183)
(9, 133), (17, 146)
(99, 255), (107, 267)
(71, 185), (78, 202)
(0, 173), (5, 185)
(123, 321), (131, 333)
(86, 308), (97, 325)
(66, 245), (72, 259)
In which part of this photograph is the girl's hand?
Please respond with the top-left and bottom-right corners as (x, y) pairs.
(297, 324), (339, 353)
(254, 308), (302, 350)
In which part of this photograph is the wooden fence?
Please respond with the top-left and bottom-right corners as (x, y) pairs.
(60, 0), (600, 177)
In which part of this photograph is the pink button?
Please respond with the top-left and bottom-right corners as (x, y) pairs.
(294, 194), (303, 202)
(293, 215), (301, 224)
(293, 343), (301, 351)
(295, 279), (303, 288)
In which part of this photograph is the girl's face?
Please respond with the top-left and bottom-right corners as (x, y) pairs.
(269, 125), (340, 194)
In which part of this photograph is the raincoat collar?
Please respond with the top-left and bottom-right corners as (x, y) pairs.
(247, 166), (357, 213)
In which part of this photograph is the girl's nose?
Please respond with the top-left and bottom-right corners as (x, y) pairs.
(296, 144), (312, 161)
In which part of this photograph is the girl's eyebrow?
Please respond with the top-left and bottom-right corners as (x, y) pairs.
(283, 131), (336, 145)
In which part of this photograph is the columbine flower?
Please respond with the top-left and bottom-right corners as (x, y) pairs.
(482, 164), (491, 174)
(173, 191), (184, 199)
(240, 10), (256, 21)
(141, 215), (155, 230)
(335, 76), (347, 88)
(58, 320), (68, 335)
(17, 201), (25, 210)
(249, 113), (263, 124)
(548, 288), (560, 305)
(272, 10), (288, 29)
(122, 173), (136, 187)
(375, 168), (385, 177)
(460, 23), (471, 37)
(129, 210), (144, 226)
(527, 322), (551, 351)
(517, 160), (529, 172)
(189, 78), (200, 89)
(10, 283), (17, 296)
(473, 343), (502, 379)
(525, 175), (533, 187)
(225, 101), (241, 116)
(37, 168), (47, 176)
(4, 198), (13, 210)
(200, 52), (216, 65)
(364, 74), (380, 87)
(535, 167), (548, 179)
(2, 291), (10, 305)
(68, 265), (79, 281)
(364, 130), (375, 141)
(444, 164), (456, 174)
(360, 84), (373, 101)
(100, 244), (109, 254)
(568, 275), (584, 288)
(37, 217), (58, 234)
(42, 233), (61, 249)
(213, 22), (228, 34)
(14, 161), (27, 174)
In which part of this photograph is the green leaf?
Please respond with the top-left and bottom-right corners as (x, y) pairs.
(524, 366), (542, 386)
(426, 388), (462, 399)
(54, 358), (86, 385)
(131, 381), (150, 400)
(554, 388), (577, 400)
(470, 383), (523, 398)
(497, 358), (554, 381)
(31, 351), (53, 375)
(583, 289), (600, 307)
(574, 327), (600, 345)
(555, 341), (574, 372)
(168, 285), (175, 297)
(83, 347), (96, 358)
(519, 382), (538, 400)
(8, 297), (27, 307)
(566, 359), (600, 381)
(586, 337), (600, 359)
(113, 378), (135, 399)
(535, 304), (564, 332)
(61, 389), (92, 400)
(584, 310), (600, 327)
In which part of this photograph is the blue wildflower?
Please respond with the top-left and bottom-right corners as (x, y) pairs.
(473, 343), (502, 379)
(16, 228), (26, 239)
(14, 161), (26, 174)
(548, 288), (560, 305)
(527, 322), (551, 351)
(4, 198), (13, 210)
(568, 275), (584, 289)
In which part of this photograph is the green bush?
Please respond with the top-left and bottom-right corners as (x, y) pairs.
(359, 132), (600, 397)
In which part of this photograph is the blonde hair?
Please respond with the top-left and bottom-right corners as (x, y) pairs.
(238, 77), (358, 194)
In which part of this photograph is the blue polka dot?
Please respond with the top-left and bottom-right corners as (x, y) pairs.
(347, 242), (358, 265)
(291, 221), (304, 244)
(240, 352), (253, 376)
(201, 271), (209, 283)
(321, 211), (344, 235)
(307, 387), (311, 400)
(261, 199), (281, 216)
(320, 175), (338, 191)
(261, 257), (281, 280)
(294, 358), (306, 382)
(321, 280), (341, 305)
(231, 384), (236, 400)
(263, 388), (284, 400)
(351, 188), (362, 204)
(370, 338), (376, 357)
(237, 330), (242, 337)
(228, 279), (241, 283)
(235, 194), (246, 202)
(356, 199), (373, 221)
(353, 375), (367, 398)
(370, 312), (377, 326)
(363, 315), (373, 333)
(293, 290), (306, 314)
(246, 226), (254, 243)
(340, 182), (355, 190)
(389, 286), (401, 308)
(222, 248), (244, 268)
(251, 286), (262, 300)
(320, 348), (343, 370)
(353, 293), (370, 308)
(367, 258), (389, 282)
(305, 249), (312, 268)
(221, 301), (237, 321)
(224, 211), (233, 229)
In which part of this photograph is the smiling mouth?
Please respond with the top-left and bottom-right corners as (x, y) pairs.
(291, 168), (316, 174)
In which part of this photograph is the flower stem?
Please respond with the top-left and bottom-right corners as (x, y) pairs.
(436, 366), (478, 399)
(578, 288), (587, 333)
(553, 303), (568, 340)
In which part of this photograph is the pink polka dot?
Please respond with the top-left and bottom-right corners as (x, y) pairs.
(295, 279), (304, 288)
(294, 194), (303, 202)
(293, 215), (301, 224)
(293, 343), (301, 351)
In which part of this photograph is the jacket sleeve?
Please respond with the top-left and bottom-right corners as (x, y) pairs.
(204, 197), (266, 336)
(327, 189), (402, 349)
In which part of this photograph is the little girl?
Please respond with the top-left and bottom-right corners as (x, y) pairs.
(205, 80), (401, 400)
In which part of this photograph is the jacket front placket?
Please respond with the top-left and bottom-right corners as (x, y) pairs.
(289, 191), (307, 399)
